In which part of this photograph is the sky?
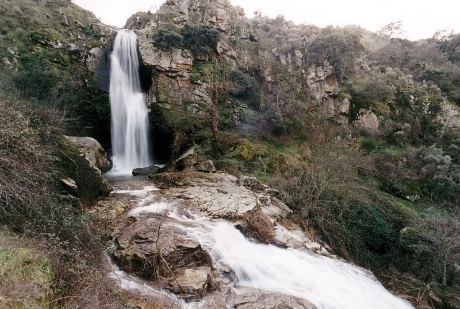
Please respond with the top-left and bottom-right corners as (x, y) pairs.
(72, 0), (460, 40)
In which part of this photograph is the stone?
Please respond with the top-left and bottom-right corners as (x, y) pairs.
(354, 109), (380, 132)
(230, 288), (316, 309)
(159, 172), (291, 219)
(197, 160), (216, 173)
(111, 216), (214, 300)
(65, 136), (111, 173)
(241, 209), (276, 244)
(132, 165), (166, 176)
(60, 177), (77, 192)
(67, 43), (80, 53)
(169, 266), (211, 295)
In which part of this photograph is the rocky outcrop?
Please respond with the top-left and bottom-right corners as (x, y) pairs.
(157, 172), (291, 219)
(112, 216), (212, 298)
(65, 136), (111, 173)
(354, 109), (380, 132)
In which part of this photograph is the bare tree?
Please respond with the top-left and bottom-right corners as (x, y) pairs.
(378, 21), (405, 38)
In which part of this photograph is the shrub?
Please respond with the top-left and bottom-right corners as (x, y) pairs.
(229, 70), (260, 109)
(152, 28), (183, 51)
(306, 30), (363, 82)
(358, 136), (378, 153)
(181, 24), (220, 57)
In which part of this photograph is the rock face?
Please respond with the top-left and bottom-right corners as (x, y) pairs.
(354, 109), (380, 132)
(65, 136), (111, 173)
(123, 0), (353, 154)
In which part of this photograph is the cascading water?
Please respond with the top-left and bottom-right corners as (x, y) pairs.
(109, 30), (151, 175)
(110, 185), (414, 309)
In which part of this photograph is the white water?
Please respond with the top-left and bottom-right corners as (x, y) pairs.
(112, 186), (414, 309)
(109, 30), (151, 175)
(173, 213), (413, 309)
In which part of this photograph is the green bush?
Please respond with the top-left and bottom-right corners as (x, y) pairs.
(181, 24), (220, 57)
(306, 30), (363, 82)
(229, 70), (260, 109)
(152, 28), (183, 51)
(358, 136), (378, 153)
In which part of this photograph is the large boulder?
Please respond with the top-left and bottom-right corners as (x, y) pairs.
(65, 136), (111, 173)
(111, 216), (212, 299)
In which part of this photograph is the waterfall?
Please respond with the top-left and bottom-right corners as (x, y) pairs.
(109, 30), (151, 175)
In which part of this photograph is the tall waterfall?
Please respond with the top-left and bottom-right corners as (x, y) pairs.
(109, 30), (151, 175)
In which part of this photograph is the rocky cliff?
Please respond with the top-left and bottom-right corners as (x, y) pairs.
(120, 0), (459, 160)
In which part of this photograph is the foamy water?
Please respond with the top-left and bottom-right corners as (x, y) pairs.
(110, 186), (414, 309)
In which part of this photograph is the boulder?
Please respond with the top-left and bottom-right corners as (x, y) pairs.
(65, 136), (111, 173)
(230, 288), (316, 309)
(132, 164), (167, 176)
(112, 216), (212, 296)
(241, 209), (276, 244)
(197, 160), (216, 173)
(168, 266), (211, 295)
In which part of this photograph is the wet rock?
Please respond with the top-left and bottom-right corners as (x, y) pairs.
(65, 136), (111, 173)
(168, 266), (211, 295)
(230, 288), (317, 309)
(197, 160), (216, 173)
(241, 209), (276, 244)
(132, 165), (166, 176)
(161, 172), (291, 219)
(112, 217), (212, 290)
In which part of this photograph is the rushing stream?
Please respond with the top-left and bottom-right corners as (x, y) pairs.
(108, 184), (414, 309)
(109, 30), (151, 175)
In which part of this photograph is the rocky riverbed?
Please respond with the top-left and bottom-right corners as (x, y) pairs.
(91, 171), (412, 309)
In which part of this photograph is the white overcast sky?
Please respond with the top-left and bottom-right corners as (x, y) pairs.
(72, 0), (459, 40)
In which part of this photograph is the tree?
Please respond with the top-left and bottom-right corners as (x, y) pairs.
(378, 21), (405, 38)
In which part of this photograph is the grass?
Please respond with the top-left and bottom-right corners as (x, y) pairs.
(0, 231), (52, 308)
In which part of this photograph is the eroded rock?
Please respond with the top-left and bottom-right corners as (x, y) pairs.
(65, 136), (111, 173)
(112, 216), (212, 298)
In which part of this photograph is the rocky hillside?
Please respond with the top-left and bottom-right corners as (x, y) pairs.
(0, 1), (121, 307)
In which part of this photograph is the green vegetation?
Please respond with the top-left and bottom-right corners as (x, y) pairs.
(153, 23), (220, 57)
(0, 1), (120, 307)
(0, 0), (111, 145)
(0, 231), (53, 308)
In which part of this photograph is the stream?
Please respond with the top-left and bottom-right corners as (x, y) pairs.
(105, 178), (414, 309)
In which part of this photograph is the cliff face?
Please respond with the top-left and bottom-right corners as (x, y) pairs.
(126, 0), (459, 156)
(124, 0), (360, 153)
